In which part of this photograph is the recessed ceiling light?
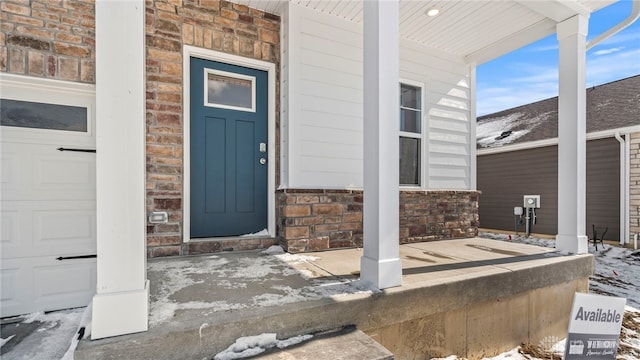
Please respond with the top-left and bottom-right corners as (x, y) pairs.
(426, 8), (439, 17)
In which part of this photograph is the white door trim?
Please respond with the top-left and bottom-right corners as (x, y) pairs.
(183, 46), (277, 242)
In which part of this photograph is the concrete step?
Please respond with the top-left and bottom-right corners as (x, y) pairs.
(257, 326), (394, 360)
(76, 240), (594, 359)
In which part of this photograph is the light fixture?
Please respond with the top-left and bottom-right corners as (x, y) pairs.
(426, 8), (439, 17)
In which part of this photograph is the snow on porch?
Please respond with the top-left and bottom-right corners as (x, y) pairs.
(75, 238), (594, 359)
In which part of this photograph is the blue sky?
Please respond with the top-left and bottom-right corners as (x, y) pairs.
(476, 0), (640, 116)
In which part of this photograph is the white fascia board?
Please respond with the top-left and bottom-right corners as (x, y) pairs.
(476, 125), (640, 156)
(515, 0), (590, 22)
(465, 19), (557, 65)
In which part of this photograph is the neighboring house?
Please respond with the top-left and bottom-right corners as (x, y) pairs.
(477, 75), (640, 244)
(0, 0), (621, 340)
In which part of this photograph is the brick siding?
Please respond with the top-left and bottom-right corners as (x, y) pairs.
(400, 190), (480, 242)
(1, 0), (95, 82)
(277, 189), (481, 253)
(145, 0), (281, 257)
(630, 132), (640, 244)
(1, 0), (485, 257)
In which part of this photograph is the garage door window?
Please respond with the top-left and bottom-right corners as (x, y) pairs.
(0, 99), (88, 132)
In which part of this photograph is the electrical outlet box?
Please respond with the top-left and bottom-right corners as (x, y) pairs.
(148, 211), (168, 224)
(523, 195), (540, 208)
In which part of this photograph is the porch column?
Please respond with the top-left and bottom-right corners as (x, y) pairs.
(92, 0), (149, 339)
(555, 15), (589, 254)
(361, 0), (402, 289)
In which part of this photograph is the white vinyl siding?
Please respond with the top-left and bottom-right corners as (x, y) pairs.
(281, 3), (472, 190)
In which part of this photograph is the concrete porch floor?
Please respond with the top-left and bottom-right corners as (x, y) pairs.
(75, 238), (594, 360)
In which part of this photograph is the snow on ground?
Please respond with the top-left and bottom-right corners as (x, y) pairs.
(148, 246), (377, 326)
(1, 308), (85, 360)
(1, 335), (15, 347)
(480, 232), (640, 308)
(213, 333), (313, 360)
(4, 238), (638, 359)
(431, 232), (640, 360)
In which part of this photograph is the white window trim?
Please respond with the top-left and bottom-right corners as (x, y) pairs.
(183, 46), (277, 242)
(203, 68), (256, 112)
(399, 78), (426, 189)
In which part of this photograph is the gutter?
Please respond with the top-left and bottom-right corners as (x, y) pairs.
(587, 0), (640, 50)
(476, 125), (640, 156)
(614, 133), (629, 245)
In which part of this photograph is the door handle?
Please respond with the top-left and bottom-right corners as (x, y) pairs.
(259, 158), (267, 165)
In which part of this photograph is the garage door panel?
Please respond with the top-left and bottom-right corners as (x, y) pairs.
(1, 150), (20, 194)
(35, 154), (95, 189)
(0, 266), (23, 316)
(1, 142), (95, 201)
(1, 257), (95, 317)
(1, 210), (21, 246)
(1, 201), (96, 259)
(2, 74), (97, 317)
(34, 260), (96, 300)
(35, 208), (95, 247)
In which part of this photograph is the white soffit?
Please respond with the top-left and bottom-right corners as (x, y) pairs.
(232, 0), (617, 63)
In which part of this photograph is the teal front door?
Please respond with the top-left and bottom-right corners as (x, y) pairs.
(190, 57), (268, 237)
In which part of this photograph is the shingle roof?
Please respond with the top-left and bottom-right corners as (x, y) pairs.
(476, 74), (640, 149)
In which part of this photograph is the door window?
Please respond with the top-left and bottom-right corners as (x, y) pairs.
(204, 69), (256, 112)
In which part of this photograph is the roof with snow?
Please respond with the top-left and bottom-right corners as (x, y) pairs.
(476, 75), (640, 149)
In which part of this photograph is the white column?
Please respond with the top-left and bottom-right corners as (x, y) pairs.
(92, 0), (149, 339)
(360, 0), (402, 289)
(555, 15), (589, 254)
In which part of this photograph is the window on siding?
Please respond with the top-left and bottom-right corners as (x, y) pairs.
(399, 83), (422, 186)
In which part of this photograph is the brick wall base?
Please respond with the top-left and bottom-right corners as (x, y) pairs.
(147, 237), (278, 258)
(277, 189), (481, 253)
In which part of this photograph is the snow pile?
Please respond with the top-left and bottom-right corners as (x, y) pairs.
(213, 333), (313, 360)
(273, 252), (318, 264)
(261, 245), (284, 255)
(0, 335), (15, 348)
(60, 304), (92, 360)
(240, 228), (269, 237)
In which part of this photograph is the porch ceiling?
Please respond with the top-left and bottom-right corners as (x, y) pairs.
(232, 0), (616, 63)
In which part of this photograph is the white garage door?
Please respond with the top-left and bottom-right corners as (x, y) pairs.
(1, 75), (97, 318)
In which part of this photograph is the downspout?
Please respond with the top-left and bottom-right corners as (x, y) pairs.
(590, 1), (639, 246)
(615, 132), (629, 246)
(587, 0), (640, 50)
(625, 134), (631, 245)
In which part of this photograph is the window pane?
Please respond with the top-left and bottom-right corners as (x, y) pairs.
(400, 84), (420, 109)
(400, 109), (421, 133)
(207, 72), (253, 109)
(400, 137), (420, 186)
(0, 99), (87, 132)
